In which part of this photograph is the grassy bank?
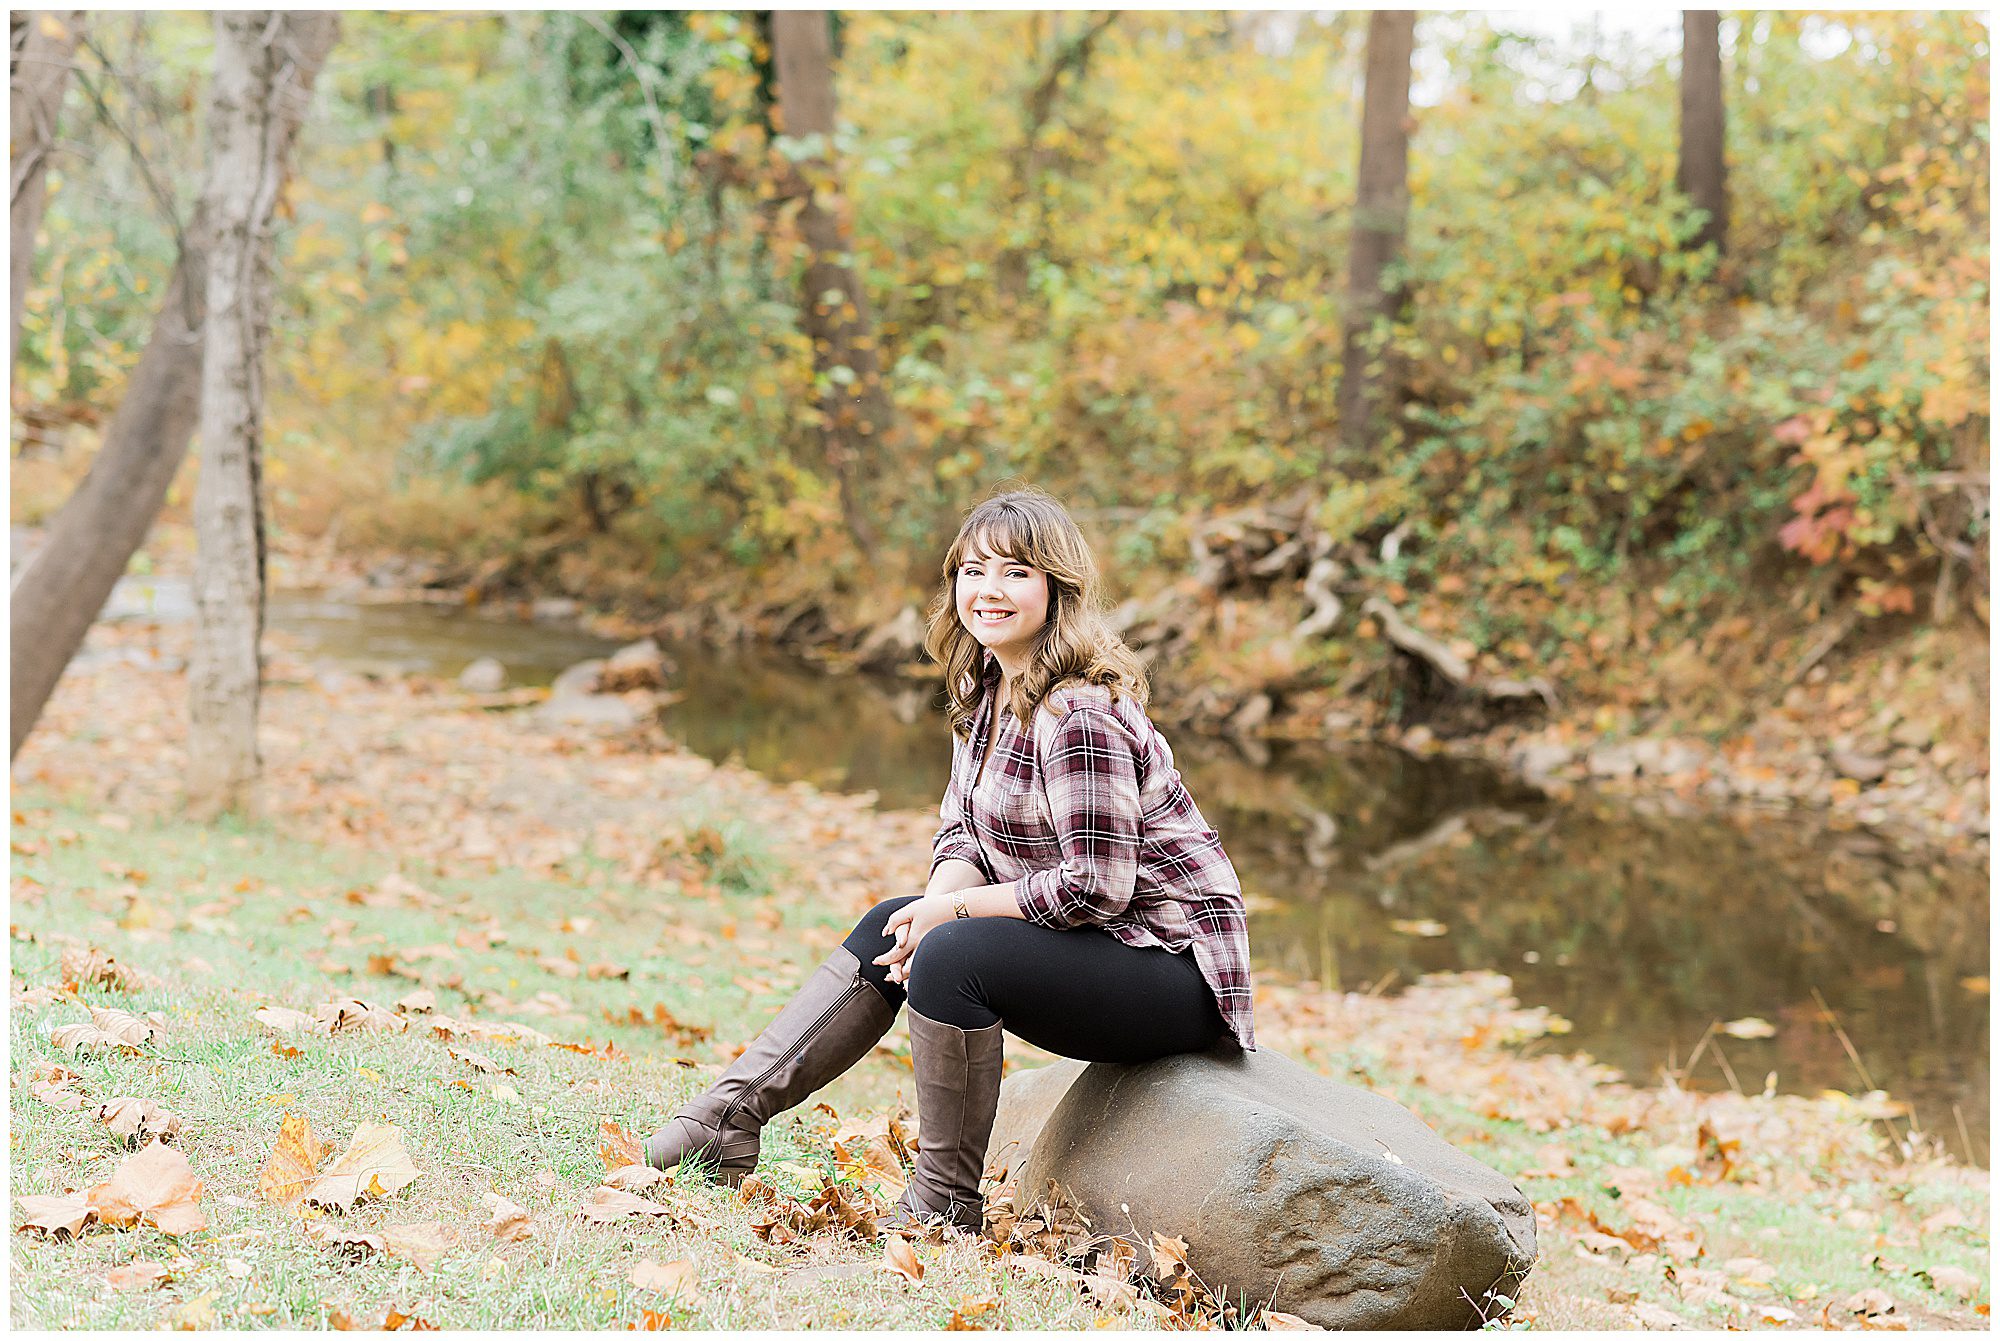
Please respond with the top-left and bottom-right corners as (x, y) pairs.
(9, 625), (1990, 1330)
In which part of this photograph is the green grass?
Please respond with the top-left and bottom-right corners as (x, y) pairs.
(9, 798), (1108, 1330)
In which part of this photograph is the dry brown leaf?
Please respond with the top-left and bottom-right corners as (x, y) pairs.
(535, 955), (581, 980)
(395, 988), (438, 1014)
(305, 1122), (420, 1209)
(96, 1097), (183, 1145)
(106, 1260), (171, 1291)
(12, 983), (66, 1008)
(50, 1022), (141, 1055)
(631, 1308), (673, 1331)
(314, 998), (407, 1036)
(85, 1140), (206, 1235)
(599, 1120), (644, 1171)
(1148, 1231), (1192, 1282)
(381, 1220), (459, 1272)
(586, 962), (630, 981)
(603, 1164), (670, 1192)
(384, 1306), (440, 1331)
(578, 1186), (674, 1225)
(31, 1077), (86, 1110)
(16, 1192), (95, 1238)
(947, 1293), (1000, 1329)
(1263, 1310), (1324, 1330)
(450, 1047), (512, 1075)
(254, 1005), (315, 1034)
(483, 1192), (534, 1242)
(60, 945), (149, 993)
(257, 1111), (331, 1207)
(90, 1006), (167, 1045)
(170, 1290), (218, 1329)
(884, 1235), (925, 1285)
(1918, 1265), (1980, 1302)
(629, 1257), (702, 1304)
(314, 1224), (388, 1259)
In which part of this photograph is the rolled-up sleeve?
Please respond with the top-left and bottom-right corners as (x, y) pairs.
(1015, 705), (1142, 928)
(930, 733), (992, 881)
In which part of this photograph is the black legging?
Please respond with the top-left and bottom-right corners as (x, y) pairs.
(841, 895), (1227, 1064)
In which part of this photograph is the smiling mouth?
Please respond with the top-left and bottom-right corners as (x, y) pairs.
(974, 610), (1015, 623)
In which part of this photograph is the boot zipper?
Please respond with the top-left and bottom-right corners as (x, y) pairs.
(716, 971), (868, 1135)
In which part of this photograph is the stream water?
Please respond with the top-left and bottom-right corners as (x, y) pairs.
(92, 577), (1994, 1164)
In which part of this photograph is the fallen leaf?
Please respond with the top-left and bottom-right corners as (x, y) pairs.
(225, 1258), (252, 1279)
(396, 989), (437, 1014)
(629, 1257), (702, 1304)
(90, 1006), (168, 1045)
(16, 1193), (95, 1238)
(384, 1305), (439, 1330)
(578, 1186), (675, 1225)
(631, 1308), (673, 1330)
(1917, 1265), (1979, 1302)
(948, 1293), (1001, 1328)
(1262, 1310), (1323, 1330)
(314, 1225), (388, 1259)
(106, 1260), (172, 1291)
(1148, 1231), (1192, 1283)
(31, 1077), (86, 1111)
(314, 998), (407, 1036)
(96, 1097), (183, 1146)
(483, 1192), (534, 1242)
(600, 1120), (644, 1171)
(603, 1164), (670, 1192)
(60, 946), (150, 993)
(884, 1236), (925, 1285)
(257, 1112), (331, 1207)
(304, 1122), (420, 1209)
(85, 1141), (206, 1235)
(171, 1290), (218, 1329)
(381, 1220), (458, 1272)
(450, 1047), (512, 1075)
(1832, 1288), (1904, 1327)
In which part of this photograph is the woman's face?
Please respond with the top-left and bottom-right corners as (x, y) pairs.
(955, 535), (1051, 662)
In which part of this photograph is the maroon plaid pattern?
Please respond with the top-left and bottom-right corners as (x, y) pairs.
(929, 649), (1256, 1051)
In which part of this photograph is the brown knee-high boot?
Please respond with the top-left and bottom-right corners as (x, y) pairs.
(643, 945), (895, 1184)
(884, 1006), (1005, 1233)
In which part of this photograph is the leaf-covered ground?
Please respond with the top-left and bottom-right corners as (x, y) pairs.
(9, 619), (1989, 1330)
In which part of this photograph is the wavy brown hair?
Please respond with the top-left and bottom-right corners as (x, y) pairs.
(924, 485), (1150, 739)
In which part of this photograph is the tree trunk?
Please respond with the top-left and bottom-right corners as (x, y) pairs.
(186, 10), (337, 816)
(1677, 11), (1727, 256)
(11, 10), (82, 369)
(769, 9), (889, 567)
(1335, 10), (1416, 459)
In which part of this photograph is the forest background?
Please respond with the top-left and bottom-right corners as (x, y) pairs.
(11, 9), (1991, 799)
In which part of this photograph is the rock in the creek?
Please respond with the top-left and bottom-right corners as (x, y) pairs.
(1586, 742), (1639, 779)
(531, 597), (581, 622)
(1830, 749), (1890, 783)
(853, 604), (927, 670)
(993, 1049), (1536, 1330)
(458, 656), (506, 693)
(549, 658), (606, 698)
(1511, 740), (1574, 784)
(598, 638), (673, 692)
(534, 694), (643, 731)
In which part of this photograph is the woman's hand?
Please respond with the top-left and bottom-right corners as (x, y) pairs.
(875, 894), (958, 986)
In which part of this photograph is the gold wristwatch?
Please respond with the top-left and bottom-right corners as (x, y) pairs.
(951, 893), (971, 920)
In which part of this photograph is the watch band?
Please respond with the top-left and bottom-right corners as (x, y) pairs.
(951, 893), (971, 920)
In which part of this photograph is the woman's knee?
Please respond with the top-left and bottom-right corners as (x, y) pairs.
(904, 919), (1005, 1020)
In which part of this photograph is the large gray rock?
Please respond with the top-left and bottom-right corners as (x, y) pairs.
(990, 1048), (1536, 1330)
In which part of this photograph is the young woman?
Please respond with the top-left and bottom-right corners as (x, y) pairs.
(644, 486), (1254, 1233)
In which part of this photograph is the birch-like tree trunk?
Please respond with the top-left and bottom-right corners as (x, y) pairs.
(1335, 11), (1416, 458)
(187, 11), (337, 815)
(11, 13), (332, 764)
(770, 10), (890, 567)
(1677, 11), (1728, 256)
(11, 10), (82, 368)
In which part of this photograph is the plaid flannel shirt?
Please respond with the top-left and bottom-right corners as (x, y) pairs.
(929, 649), (1256, 1051)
